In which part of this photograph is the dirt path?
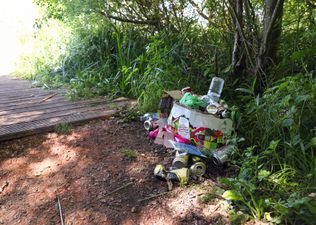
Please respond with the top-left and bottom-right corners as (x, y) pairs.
(0, 118), (229, 225)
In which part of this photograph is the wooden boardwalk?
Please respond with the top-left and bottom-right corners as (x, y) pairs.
(0, 76), (134, 141)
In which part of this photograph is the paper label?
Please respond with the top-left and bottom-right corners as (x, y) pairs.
(178, 117), (190, 139)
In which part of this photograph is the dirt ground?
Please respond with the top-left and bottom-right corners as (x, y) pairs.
(0, 118), (231, 225)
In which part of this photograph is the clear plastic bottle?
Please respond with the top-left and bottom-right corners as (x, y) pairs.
(207, 77), (224, 102)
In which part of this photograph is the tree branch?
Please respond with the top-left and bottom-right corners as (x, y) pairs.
(188, 0), (220, 28)
(95, 10), (160, 26)
(226, 0), (256, 69)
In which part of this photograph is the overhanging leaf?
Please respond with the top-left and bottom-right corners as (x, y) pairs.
(236, 88), (254, 95)
(222, 190), (243, 201)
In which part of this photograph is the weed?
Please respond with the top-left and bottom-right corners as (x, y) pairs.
(55, 122), (72, 134)
(198, 193), (216, 204)
(115, 107), (141, 122)
(121, 149), (138, 161)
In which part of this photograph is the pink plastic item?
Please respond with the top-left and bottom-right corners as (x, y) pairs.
(174, 133), (191, 144)
(149, 128), (160, 139)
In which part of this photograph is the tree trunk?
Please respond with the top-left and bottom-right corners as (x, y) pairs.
(231, 0), (245, 78)
(255, 0), (285, 93)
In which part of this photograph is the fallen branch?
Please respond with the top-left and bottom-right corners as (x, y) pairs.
(104, 181), (133, 198)
(56, 197), (65, 225)
(0, 181), (9, 194)
(38, 93), (58, 104)
(137, 191), (169, 203)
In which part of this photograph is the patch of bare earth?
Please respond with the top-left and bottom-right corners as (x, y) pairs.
(0, 118), (229, 225)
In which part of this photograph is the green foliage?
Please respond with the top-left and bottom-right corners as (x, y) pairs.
(198, 192), (217, 203)
(17, 18), (72, 81)
(238, 74), (315, 149)
(121, 149), (138, 161)
(55, 122), (72, 134)
(223, 74), (316, 223)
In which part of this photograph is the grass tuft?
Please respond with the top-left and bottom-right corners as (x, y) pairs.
(55, 122), (72, 134)
(121, 149), (138, 161)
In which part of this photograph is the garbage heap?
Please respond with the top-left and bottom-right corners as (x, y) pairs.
(141, 77), (235, 185)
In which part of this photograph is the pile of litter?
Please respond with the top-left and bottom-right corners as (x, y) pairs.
(141, 77), (237, 186)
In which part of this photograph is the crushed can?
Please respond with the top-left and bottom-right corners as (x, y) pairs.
(140, 113), (152, 122)
(166, 168), (189, 185)
(190, 162), (206, 177)
(172, 151), (189, 169)
(144, 119), (158, 131)
(212, 145), (235, 165)
(154, 164), (167, 180)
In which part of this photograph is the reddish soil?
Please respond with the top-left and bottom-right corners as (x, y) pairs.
(0, 118), (230, 225)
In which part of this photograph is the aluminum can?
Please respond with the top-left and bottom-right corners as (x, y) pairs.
(190, 162), (206, 177)
(212, 145), (235, 165)
(172, 151), (189, 169)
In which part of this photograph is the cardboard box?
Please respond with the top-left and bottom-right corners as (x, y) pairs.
(168, 102), (233, 135)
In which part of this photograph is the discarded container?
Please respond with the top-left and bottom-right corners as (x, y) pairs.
(207, 77), (224, 102)
(140, 112), (163, 122)
(166, 168), (189, 184)
(140, 113), (152, 122)
(178, 116), (190, 140)
(144, 119), (158, 131)
(190, 162), (206, 177)
(219, 109), (228, 118)
(154, 164), (168, 180)
(181, 87), (192, 95)
(212, 145), (235, 165)
(206, 104), (218, 115)
(200, 95), (211, 105)
(149, 128), (159, 139)
(192, 156), (202, 162)
(172, 151), (189, 169)
(179, 93), (207, 110)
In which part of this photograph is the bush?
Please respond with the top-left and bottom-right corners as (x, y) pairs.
(223, 74), (316, 224)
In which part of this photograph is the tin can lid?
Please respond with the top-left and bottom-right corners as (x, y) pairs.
(206, 104), (218, 114)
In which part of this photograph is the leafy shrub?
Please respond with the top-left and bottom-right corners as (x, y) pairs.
(224, 74), (316, 223)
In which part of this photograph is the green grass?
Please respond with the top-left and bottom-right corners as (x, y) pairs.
(198, 193), (217, 204)
(55, 122), (73, 134)
(121, 149), (138, 161)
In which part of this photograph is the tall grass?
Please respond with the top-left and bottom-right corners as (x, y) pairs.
(223, 74), (316, 223)
(17, 14), (227, 111)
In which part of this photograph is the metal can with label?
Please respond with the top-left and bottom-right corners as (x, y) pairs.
(172, 151), (189, 169)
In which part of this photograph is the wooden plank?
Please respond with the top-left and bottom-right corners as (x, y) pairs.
(0, 98), (133, 126)
(0, 94), (65, 108)
(0, 83), (33, 89)
(0, 97), (110, 116)
(0, 76), (135, 142)
(0, 91), (62, 103)
(0, 98), (128, 123)
(0, 87), (65, 97)
(0, 109), (118, 141)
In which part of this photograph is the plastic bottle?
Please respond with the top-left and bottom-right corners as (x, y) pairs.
(207, 77), (224, 102)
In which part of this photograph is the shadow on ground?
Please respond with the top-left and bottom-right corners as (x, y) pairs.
(0, 118), (229, 225)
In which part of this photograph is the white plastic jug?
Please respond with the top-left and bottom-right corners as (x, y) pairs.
(207, 77), (224, 102)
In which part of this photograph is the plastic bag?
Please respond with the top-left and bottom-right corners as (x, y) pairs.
(179, 93), (207, 110)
